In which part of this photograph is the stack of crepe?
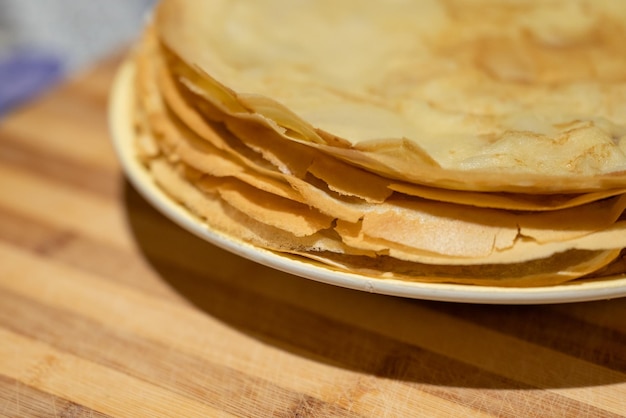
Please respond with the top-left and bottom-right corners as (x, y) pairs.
(127, 0), (626, 287)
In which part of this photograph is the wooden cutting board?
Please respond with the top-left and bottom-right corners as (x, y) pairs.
(1, 53), (626, 417)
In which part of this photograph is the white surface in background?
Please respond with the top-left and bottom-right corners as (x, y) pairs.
(0, 0), (156, 72)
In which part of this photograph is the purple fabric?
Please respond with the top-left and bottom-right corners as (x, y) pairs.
(0, 50), (63, 115)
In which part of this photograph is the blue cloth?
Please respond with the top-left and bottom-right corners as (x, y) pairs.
(0, 50), (63, 116)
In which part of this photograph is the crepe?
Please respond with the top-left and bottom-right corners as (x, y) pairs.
(121, 0), (626, 287)
(155, 0), (626, 192)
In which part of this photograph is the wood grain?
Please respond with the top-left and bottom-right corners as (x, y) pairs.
(1, 54), (626, 417)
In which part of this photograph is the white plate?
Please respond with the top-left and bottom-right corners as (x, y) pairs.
(109, 62), (626, 304)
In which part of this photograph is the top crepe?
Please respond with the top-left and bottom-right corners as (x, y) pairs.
(156, 0), (626, 192)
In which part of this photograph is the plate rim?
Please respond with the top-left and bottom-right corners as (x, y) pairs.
(109, 61), (626, 305)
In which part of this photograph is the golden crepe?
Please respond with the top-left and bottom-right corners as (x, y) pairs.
(122, 0), (626, 287)
(155, 0), (626, 192)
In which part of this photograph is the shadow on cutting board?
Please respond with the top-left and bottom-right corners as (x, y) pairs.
(124, 182), (626, 391)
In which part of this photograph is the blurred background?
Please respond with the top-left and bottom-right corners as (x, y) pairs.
(0, 0), (156, 115)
